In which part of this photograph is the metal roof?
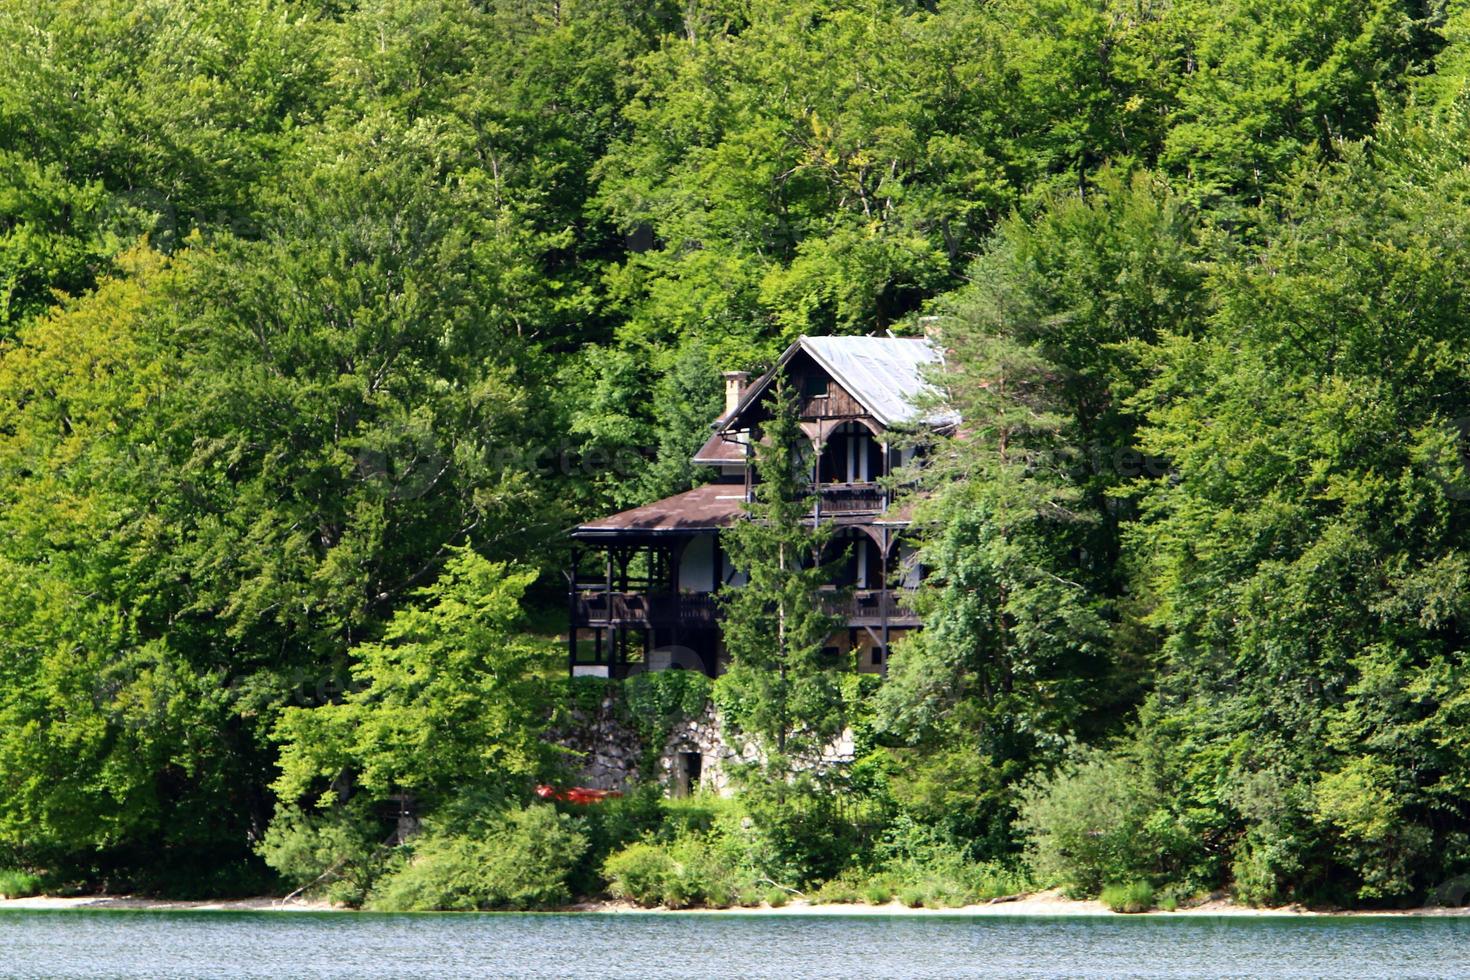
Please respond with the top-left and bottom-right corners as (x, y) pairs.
(799, 335), (956, 427)
(721, 335), (957, 432)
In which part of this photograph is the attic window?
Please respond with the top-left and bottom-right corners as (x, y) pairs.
(802, 375), (828, 400)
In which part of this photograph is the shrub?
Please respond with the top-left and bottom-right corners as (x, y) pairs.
(898, 885), (926, 908)
(870, 817), (1029, 905)
(256, 802), (387, 906)
(764, 888), (789, 908)
(1100, 881), (1155, 913)
(736, 885), (768, 907)
(0, 868), (41, 898)
(568, 783), (666, 897)
(370, 805), (588, 911)
(738, 781), (865, 886)
(862, 880), (893, 905)
(602, 830), (754, 908)
(812, 875), (863, 904)
(1018, 748), (1174, 897)
(603, 841), (678, 906)
(602, 834), (740, 910)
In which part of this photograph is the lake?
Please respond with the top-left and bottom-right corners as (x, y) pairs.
(2, 910), (1467, 978)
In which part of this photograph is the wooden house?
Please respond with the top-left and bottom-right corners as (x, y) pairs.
(567, 335), (954, 679)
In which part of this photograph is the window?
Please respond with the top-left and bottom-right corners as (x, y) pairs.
(802, 374), (828, 400)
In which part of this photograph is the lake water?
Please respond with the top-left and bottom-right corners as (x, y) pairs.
(2, 910), (1467, 979)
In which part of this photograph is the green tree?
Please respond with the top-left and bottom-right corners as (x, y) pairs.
(1129, 100), (1470, 902)
(717, 382), (846, 770)
(271, 548), (555, 815)
(878, 172), (1199, 847)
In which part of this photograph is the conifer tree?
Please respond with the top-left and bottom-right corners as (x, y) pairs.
(717, 381), (846, 772)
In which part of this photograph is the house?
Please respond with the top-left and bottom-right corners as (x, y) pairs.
(566, 335), (955, 680)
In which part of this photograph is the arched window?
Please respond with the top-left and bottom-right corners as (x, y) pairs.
(824, 528), (885, 589)
(817, 421), (884, 484)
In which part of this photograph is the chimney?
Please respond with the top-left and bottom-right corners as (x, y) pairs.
(722, 371), (749, 416)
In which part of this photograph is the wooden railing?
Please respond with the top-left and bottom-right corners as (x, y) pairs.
(816, 482), (886, 514)
(818, 588), (919, 625)
(575, 588), (919, 629)
(574, 591), (719, 628)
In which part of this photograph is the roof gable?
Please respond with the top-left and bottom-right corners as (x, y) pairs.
(800, 336), (954, 427)
(725, 336), (955, 432)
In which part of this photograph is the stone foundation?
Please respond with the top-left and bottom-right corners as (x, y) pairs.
(555, 691), (854, 796)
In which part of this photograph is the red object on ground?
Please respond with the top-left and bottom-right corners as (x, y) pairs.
(535, 784), (623, 805)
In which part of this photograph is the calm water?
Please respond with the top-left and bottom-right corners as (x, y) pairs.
(1, 910), (1468, 979)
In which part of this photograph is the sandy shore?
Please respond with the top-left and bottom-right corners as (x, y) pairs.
(0, 895), (338, 912)
(571, 890), (1470, 918)
(3, 888), (1468, 916)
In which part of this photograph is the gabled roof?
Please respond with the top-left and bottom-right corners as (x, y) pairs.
(729, 335), (957, 431)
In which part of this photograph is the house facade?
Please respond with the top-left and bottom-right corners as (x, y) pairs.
(566, 335), (953, 680)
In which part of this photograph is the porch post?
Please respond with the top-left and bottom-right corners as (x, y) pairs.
(567, 545), (579, 675)
(880, 528), (891, 676)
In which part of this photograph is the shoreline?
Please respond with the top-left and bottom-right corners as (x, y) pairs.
(4, 889), (1469, 917)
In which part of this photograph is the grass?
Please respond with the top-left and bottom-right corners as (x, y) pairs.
(1100, 881), (1155, 914)
(0, 869), (42, 899)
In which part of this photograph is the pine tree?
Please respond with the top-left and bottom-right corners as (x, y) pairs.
(716, 381), (846, 772)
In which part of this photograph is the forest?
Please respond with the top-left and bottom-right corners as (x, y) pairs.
(4, 0), (1470, 911)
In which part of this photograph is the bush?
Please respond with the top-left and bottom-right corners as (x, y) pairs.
(812, 875), (863, 904)
(1018, 747), (1182, 897)
(0, 868), (41, 898)
(370, 805), (587, 911)
(869, 817), (1029, 905)
(764, 888), (789, 907)
(738, 781), (865, 887)
(602, 831), (753, 909)
(256, 802), (387, 906)
(898, 886), (926, 908)
(603, 841), (678, 906)
(567, 784), (666, 897)
(862, 880), (893, 904)
(1100, 881), (1155, 913)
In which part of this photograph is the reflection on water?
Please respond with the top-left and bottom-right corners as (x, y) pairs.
(1, 910), (1467, 979)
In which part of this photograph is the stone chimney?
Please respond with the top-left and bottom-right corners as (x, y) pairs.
(722, 371), (749, 416)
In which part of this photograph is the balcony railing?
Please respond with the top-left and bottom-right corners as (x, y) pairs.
(816, 482), (886, 515)
(574, 591), (719, 628)
(575, 588), (919, 629)
(818, 588), (919, 625)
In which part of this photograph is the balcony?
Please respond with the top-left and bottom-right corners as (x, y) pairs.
(816, 482), (886, 515)
(818, 588), (920, 627)
(573, 590), (719, 629)
(575, 588), (918, 630)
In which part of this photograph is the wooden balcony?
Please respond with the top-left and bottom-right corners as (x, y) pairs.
(573, 591), (719, 629)
(816, 482), (886, 515)
(573, 588), (919, 630)
(818, 588), (920, 627)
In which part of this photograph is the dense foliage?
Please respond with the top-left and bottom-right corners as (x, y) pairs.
(5, 0), (1470, 909)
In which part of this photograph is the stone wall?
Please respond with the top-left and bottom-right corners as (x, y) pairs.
(555, 689), (855, 796)
(552, 692), (643, 791)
